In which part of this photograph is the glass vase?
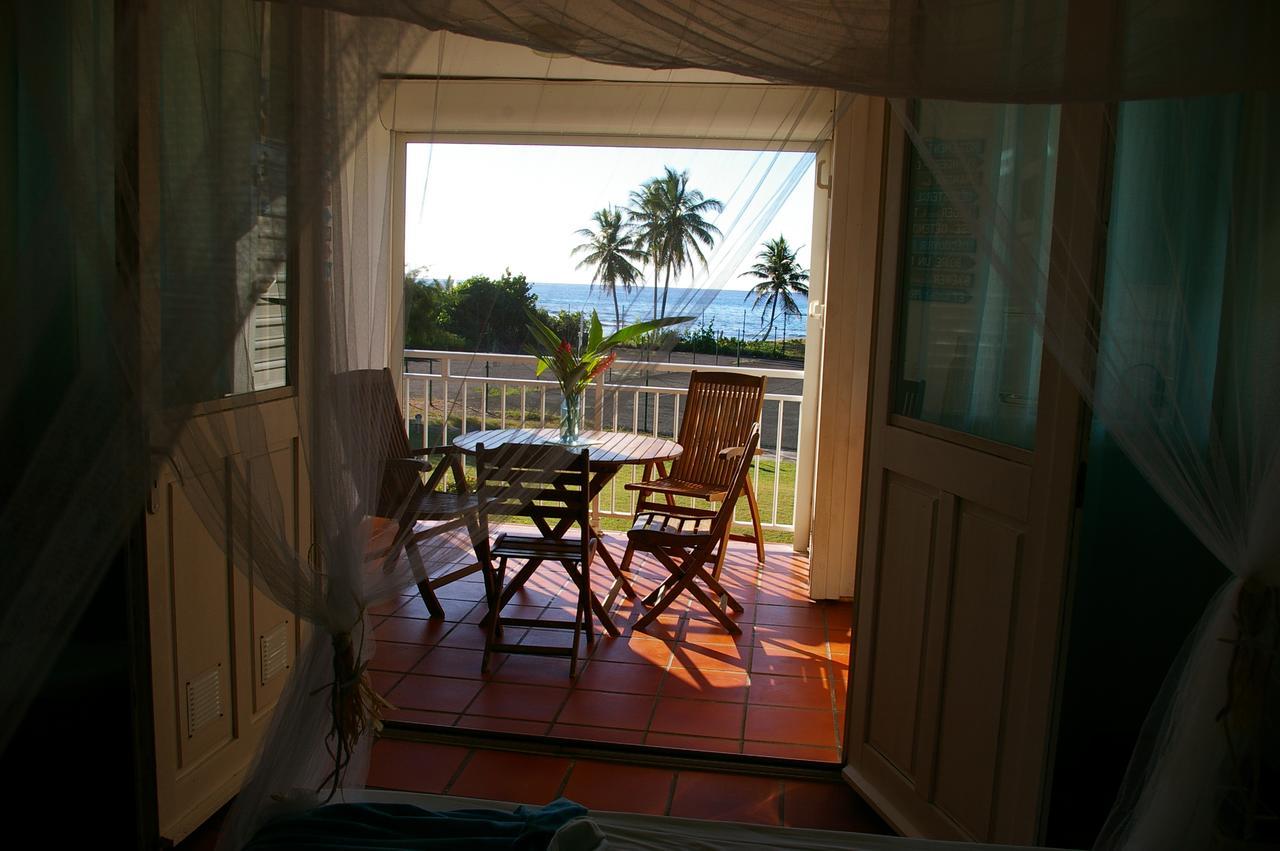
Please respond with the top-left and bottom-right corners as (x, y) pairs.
(558, 387), (584, 445)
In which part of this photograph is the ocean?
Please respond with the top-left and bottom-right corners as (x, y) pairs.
(530, 282), (809, 340)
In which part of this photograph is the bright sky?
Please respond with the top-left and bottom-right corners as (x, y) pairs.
(404, 144), (815, 291)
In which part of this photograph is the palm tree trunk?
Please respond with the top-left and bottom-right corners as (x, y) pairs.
(611, 285), (621, 334)
(661, 266), (671, 319)
(652, 264), (660, 322)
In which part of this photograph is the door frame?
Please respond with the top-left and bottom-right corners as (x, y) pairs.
(806, 97), (888, 600)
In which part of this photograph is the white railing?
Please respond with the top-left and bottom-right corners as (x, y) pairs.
(401, 349), (806, 534)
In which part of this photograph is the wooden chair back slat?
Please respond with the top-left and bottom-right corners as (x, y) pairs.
(670, 371), (766, 490)
(476, 443), (591, 525)
(331, 368), (418, 516)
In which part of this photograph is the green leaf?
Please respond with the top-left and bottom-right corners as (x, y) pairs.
(525, 309), (563, 352)
(599, 315), (694, 350)
(534, 357), (549, 376)
(587, 310), (603, 353)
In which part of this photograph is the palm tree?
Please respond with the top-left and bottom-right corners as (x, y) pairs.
(627, 167), (724, 319)
(741, 236), (809, 352)
(571, 207), (645, 332)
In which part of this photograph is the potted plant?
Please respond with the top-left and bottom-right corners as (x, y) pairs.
(526, 309), (690, 445)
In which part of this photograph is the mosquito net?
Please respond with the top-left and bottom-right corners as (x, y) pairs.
(3, 1), (1276, 849)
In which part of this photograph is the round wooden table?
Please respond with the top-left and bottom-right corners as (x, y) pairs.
(452, 428), (682, 633)
(451, 428), (681, 468)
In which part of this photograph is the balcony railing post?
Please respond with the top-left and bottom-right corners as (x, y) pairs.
(593, 372), (606, 431)
(440, 357), (451, 446)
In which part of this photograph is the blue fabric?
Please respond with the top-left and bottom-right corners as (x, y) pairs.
(242, 799), (588, 850)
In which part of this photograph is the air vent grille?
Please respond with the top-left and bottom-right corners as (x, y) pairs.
(186, 665), (223, 738)
(261, 620), (290, 684)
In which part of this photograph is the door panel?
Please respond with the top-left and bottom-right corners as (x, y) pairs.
(246, 439), (306, 716)
(165, 466), (237, 768)
(844, 100), (1097, 844)
(865, 474), (937, 777)
(931, 504), (1023, 836)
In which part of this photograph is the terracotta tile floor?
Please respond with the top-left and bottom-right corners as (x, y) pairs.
(367, 738), (890, 833)
(371, 535), (851, 762)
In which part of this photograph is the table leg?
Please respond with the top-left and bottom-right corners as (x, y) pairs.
(587, 464), (640, 616)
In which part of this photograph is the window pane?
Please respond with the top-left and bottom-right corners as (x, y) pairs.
(157, 1), (291, 406)
(892, 101), (1059, 449)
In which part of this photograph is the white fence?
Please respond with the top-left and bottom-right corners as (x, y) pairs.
(402, 349), (806, 533)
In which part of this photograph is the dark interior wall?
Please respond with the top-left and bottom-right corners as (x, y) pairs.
(1045, 427), (1227, 849)
(0, 530), (154, 846)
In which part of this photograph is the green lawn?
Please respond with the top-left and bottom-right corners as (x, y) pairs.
(415, 414), (800, 546)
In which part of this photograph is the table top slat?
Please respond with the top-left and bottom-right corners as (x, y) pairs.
(453, 428), (681, 466)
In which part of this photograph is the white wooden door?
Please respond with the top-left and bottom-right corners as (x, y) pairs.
(842, 103), (1102, 843)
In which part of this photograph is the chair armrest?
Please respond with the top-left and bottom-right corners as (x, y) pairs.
(409, 445), (457, 457)
(716, 444), (765, 459)
(386, 456), (433, 472)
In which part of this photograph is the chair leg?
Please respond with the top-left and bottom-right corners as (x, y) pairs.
(618, 540), (637, 576)
(482, 557), (508, 673)
(496, 558), (543, 610)
(633, 549), (695, 633)
(416, 576), (446, 619)
(467, 515), (495, 623)
(743, 478), (766, 563)
(569, 560), (588, 678)
(638, 548), (742, 637)
(698, 564), (744, 613)
(686, 577), (742, 636)
(641, 545), (687, 606)
(560, 559), (595, 647)
(711, 519), (732, 582)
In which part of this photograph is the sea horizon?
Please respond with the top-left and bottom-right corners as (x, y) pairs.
(526, 281), (809, 339)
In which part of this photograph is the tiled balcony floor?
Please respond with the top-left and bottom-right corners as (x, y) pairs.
(369, 534), (851, 762)
(365, 739), (889, 833)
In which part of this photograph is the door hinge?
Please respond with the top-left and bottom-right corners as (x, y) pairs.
(147, 447), (182, 515)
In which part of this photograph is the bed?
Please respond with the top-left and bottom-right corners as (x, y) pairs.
(306, 790), (1065, 850)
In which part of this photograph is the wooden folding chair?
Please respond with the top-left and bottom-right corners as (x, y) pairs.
(627, 424), (761, 636)
(476, 442), (599, 677)
(341, 368), (490, 618)
(621, 371), (767, 578)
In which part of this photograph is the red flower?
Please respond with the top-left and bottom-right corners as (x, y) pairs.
(587, 351), (617, 380)
(559, 339), (573, 355)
